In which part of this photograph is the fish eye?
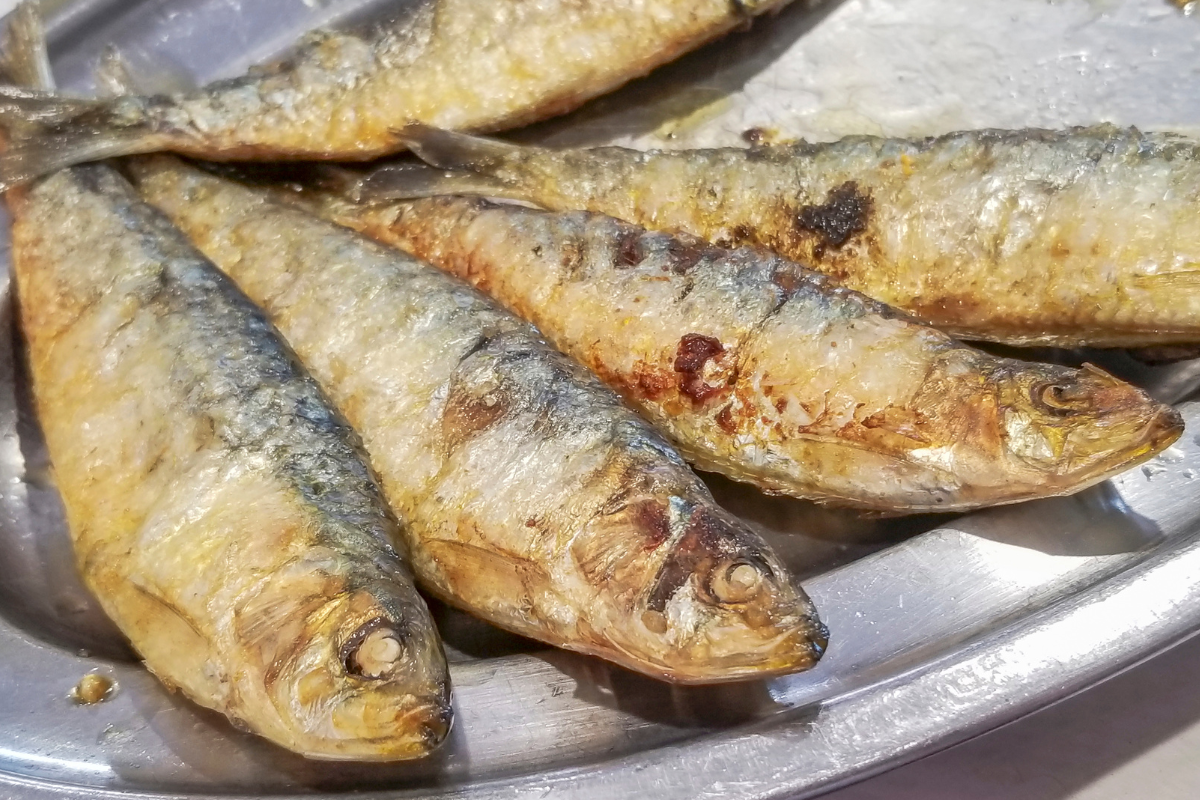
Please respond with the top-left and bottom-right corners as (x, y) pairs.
(708, 560), (766, 605)
(1031, 381), (1090, 417)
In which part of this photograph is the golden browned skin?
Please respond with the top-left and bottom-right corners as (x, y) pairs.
(8, 163), (453, 759)
(310, 190), (1183, 512)
(0, 0), (791, 186)
(130, 156), (827, 684)
(385, 124), (1200, 348)
(2, 4), (451, 759)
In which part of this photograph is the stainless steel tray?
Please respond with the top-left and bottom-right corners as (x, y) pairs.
(3, 1), (1200, 798)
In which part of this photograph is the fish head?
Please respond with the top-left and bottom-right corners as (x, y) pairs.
(235, 561), (452, 761)
(917, 351), (1183, 506)
(576, 497), (826, 683)
(993, 360), (1183, 484)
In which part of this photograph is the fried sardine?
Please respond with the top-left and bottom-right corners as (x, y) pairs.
(311, 179), (1182, 511)
(129, 155), (827, 683)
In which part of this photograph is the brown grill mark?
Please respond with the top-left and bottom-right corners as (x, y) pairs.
(674, 333), (726, 402)
(795, 182), (873, 257)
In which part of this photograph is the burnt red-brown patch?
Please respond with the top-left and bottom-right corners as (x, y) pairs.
(674, 334), (727, 403)
(675, 334), (724, 373)
(628, 359), (675, 401)
(615, 230), (644, 267)
(716, 404), (738, 434)
(770, 262), (806, 296)
(631, 500), (672, 550)
(795, 182), (874, 258)
(664, 236), (710, 274)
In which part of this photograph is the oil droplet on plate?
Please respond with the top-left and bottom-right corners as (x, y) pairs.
(71, 673), (115, 705)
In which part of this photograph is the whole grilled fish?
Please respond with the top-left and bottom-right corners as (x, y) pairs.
(306, 183), (1182, 512)
(129, 155), (826, 684)
(3, 5), (450, 760)
(0, 0), (792, 187)
(371, 124), (1200, 348)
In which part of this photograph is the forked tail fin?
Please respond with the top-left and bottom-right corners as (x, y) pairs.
(0, 2), (160, 189)
(1, 3), (53, 90)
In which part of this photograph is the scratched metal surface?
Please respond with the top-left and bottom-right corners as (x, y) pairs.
(1, 0), (1200, 798)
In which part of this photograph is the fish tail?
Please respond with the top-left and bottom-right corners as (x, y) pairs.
(0, 2), (163, 189)
(0, 3), (101, 124)
(0, 127), (165, 191)
(349, 161), (524, 203)
(396, 123), (526, 173)
(1, 2), (53, 90)
(94, 44), (138, 97)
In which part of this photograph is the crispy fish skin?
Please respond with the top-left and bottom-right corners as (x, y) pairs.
(9, 160), (451, 759)
(129, 156), (827, 684)
(387, 124), (1200, 348)
(0, 0), (791, 185)
(308, 190), (1182, 512)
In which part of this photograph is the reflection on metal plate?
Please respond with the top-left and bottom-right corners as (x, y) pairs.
(1, 1), (1199, 798)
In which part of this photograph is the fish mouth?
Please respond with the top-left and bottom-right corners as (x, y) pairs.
(1058, 401), (1185, 486)
(611, 613), (828, 685)
(307, 690), (454, 761)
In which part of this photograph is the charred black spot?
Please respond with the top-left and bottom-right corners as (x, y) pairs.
(742, 127), (769, 146)
(795, 181), (873, 256)
(674, 334), (726, 403)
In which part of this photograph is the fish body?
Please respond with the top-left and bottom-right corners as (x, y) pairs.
(308, 187), (1182, 512)
(9, 160), (452, 758)
(4, 4), (450, 758)
(385, 124), (1200, 348)
(0, 0), (791, 184)
(129, 156), (826, 684)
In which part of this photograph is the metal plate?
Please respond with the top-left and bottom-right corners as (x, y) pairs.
(2, 1), (1200, 798)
